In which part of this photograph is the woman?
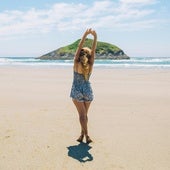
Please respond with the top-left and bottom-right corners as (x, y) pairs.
(70, 28), (97, 144)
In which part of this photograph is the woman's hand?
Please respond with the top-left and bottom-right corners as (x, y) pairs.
(85, 28), (97, 38)
(91, 30), (97, 38)
(83, 28), (92, 36)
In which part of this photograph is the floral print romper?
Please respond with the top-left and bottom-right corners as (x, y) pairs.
(70, 71), (93, 102)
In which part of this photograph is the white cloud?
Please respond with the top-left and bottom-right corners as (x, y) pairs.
(120, 0), (157, 5)
(0, 0), (166, 38)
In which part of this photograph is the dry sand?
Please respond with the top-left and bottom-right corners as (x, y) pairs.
(0, 67), (170, 170)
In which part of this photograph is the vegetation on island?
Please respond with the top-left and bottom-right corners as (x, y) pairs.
(37, 38), (130, 60)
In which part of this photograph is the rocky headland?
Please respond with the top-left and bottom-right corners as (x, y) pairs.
(36, 38), (130, 60)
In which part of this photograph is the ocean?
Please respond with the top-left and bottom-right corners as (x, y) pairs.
(0, 57), (170, 69)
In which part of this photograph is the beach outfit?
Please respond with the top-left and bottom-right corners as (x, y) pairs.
(70, 71), (93, 102)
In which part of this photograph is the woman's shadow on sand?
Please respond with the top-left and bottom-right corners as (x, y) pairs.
(67, 142), (93, 162)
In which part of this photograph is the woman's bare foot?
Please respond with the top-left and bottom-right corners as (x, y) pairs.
(76, 135), (84, 142)
(86, 135), (92, 144)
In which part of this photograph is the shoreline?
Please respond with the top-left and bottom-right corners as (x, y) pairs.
(1, 64), (170, 70)
(0, 56), (170, 69)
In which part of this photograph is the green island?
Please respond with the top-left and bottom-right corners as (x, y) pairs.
(37, 38), (130, 60)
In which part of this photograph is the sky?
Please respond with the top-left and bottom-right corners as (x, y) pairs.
(0, 0), (170, 57)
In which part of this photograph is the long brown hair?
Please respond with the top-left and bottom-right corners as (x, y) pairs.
(79, 47), (91, 80)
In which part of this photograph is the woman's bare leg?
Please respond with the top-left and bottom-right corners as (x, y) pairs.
(84, 102), (91, 113)
(73, 100), (88, 135)
(84, 102), (93, 143)
(72, 99), (92, 143)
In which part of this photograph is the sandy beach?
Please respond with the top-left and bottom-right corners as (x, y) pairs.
(0, 66), (170, 170)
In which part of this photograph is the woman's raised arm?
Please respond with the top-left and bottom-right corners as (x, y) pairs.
(89, 30), (97, 65)
(74, 29), (91, 62)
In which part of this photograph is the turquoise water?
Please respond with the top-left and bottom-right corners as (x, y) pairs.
(0, 57), (170, 69)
